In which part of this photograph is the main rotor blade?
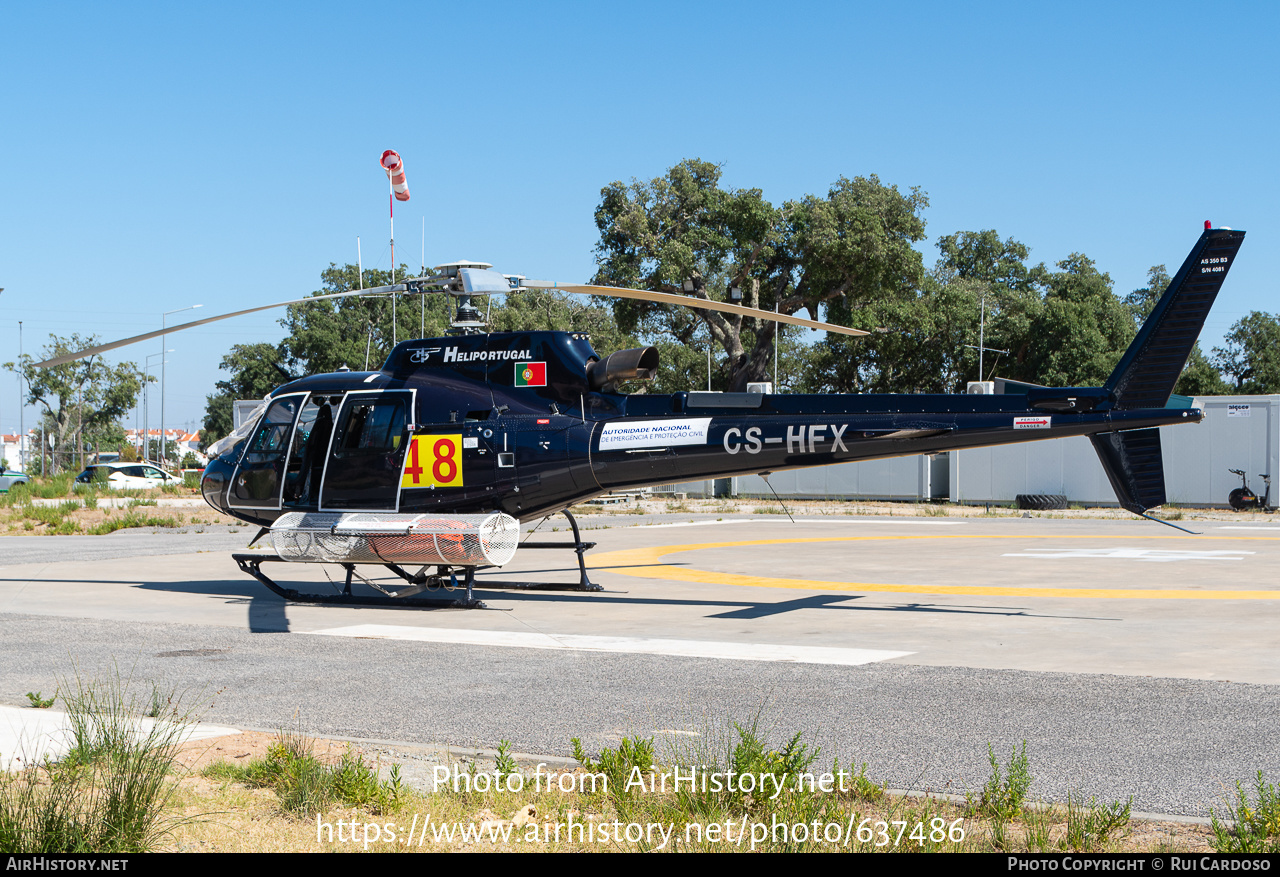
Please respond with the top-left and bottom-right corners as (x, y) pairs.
(32, 283), (412, 368)
(524, 281), (870, 338)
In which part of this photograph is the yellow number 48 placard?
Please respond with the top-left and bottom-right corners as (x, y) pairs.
(401, 434), (463, 488)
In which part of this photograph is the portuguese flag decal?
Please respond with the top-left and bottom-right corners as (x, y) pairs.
(515, 361), (547, 387)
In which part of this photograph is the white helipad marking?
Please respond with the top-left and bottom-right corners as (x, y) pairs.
(635, 518), (964, 529)
(0, 706), (240, 770)
(1003, 548), (1254, 563)
(306, 624), (912, 666)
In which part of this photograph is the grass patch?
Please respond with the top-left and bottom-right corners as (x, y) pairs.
(85, 510), (181, 535)
(571, 735), (654, 805)
(179, 723), (1234, 853)
(0, 669), (197, 852)
(1064, 793), (1132, 851)
(202, 731), (403, 818)
(28, 474), (76, 499)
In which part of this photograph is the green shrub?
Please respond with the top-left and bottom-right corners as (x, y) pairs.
(571, 735), (654, 802)
(24, 692), (55, 709)
(971, 741), (1032, 820)
(494, 740), (518, 781)
(1212, 772), (1280, 853)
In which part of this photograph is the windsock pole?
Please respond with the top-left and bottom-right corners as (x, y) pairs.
(422, 217), (427, 337)
(389, 169), (396, 340)
(389, 167), (395, 283)
(380, 150), (411, 344)
(380, 149), (411, 284)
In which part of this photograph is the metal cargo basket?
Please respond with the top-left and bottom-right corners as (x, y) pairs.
(269, 511), (520, 566)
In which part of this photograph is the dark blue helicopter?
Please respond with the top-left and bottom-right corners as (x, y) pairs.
(39, 225), (1246, 607)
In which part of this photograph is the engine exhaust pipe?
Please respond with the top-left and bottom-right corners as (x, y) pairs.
(586, 346), (659, 393)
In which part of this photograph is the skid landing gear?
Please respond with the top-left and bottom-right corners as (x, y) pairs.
(234, 554), (489, 609)
(475, 509), (601, 592)
(234, 509), (601, 609)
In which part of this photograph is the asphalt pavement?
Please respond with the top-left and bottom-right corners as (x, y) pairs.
(0, 512), (1277, 816)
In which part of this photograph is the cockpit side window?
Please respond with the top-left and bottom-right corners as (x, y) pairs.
(332, 399), (406, 457)
(244, 397), (300, 464)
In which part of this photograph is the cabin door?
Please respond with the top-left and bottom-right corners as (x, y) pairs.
(318, 390), (414, 512)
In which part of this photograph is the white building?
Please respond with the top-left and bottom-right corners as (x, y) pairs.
(0, 433), (33, 472)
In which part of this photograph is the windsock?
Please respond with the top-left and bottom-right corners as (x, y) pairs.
(380, 150), (410, 201)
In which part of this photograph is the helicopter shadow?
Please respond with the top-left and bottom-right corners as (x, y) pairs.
(463, 586), (1119, 622)
(474, 562), (1120, 621)
(0, 564), (1118, 637)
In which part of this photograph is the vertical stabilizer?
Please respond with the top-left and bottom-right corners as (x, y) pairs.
(1090, 428), (1166, 515)
(1106, 227), (1245, 410)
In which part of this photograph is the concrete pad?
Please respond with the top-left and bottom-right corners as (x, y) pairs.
(0, 704), (240, 769)
(1, 515), (1277, 682)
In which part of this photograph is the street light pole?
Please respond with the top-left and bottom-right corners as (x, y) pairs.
(17, 317), (24, 471)
(161, 305), (201, 470)
(144, 351), (170, 463)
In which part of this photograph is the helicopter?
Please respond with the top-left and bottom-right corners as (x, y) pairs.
(36, 224), (1246, 608)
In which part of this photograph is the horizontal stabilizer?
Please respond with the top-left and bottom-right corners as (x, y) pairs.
(1106, 228), (1245, 409)
(1090, 428), (1166, 515)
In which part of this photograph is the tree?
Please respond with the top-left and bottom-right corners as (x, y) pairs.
(801, 229), (1047, 393)
(6, 334), (147, 473)
(1125, 265), (1228, 396)
(1214, 312), (1280, 394)
(815, 233), (1160, 392)
(1019, 254), (1134, 387)
(280, 264), (453, 376)
(1175, 347), (1231, 397)
(148, 437), (178, 464)
(935, 230), (1040, 290)
(1124, 265), (1171, 322)
(202, 342), (291, 444)
(592, 159), (929, 392)
(278, 264), (634, 376)
(489, 287), (636, 356)
(202, 265), (450, 443)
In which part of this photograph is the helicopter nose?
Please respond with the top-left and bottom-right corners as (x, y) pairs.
(201, 455), (234, 515)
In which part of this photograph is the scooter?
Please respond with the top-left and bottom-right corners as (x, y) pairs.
(1227, 469), (1273, 511)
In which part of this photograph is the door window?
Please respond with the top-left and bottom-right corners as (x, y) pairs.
(321, 393), (411, 511)
(230, 395), (304, 508)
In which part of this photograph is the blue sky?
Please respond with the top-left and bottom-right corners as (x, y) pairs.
(2, 1), (1277, 437)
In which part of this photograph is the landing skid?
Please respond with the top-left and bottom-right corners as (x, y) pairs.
(234, 510), (601, 609)
(234, 554), (489, 609)
(478, 509), (602, 592)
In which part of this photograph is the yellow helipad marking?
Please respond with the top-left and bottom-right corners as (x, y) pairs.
(590, 533), (1280, 600)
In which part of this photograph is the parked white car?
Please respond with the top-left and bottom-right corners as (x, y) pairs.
(0, 466), (30, 492)
(74, 462), (177, 490)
